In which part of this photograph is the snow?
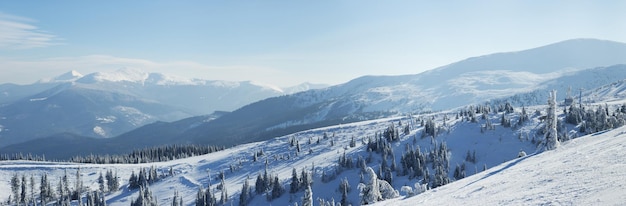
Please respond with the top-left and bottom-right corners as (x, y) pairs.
(0, 107), (540, 205)
(28, 97), (47, 101)
(1, 95), (625, 205)
(38, 70), (84, 83)
(89, 68), (150, 84)
(377, 127), (626, 206)
(248, 81), (284, 93)
(93, 126), (107, 137)
(111, 106), (153, 126)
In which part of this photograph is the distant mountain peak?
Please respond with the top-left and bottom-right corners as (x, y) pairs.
(87, 67), (150, 83)
(38, 70), (84, 83)
(247, 81), (284, 93)
(282, 82), (330, 94)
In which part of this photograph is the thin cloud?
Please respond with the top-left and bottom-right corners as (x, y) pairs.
(0, 12), (61, 49)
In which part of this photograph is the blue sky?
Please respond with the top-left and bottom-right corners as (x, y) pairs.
(1, 1), (625, 86)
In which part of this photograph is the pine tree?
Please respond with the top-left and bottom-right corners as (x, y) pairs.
(300, 168), (312, 190)
(290, 168), (300, 193)
(131, 186), (158, 206)
(106, 169), (119, 192)
(29, 175), (35, 206)
(350, 136), (356, 147)
(59, 170), (71, 206)
(545, 90), (560, 150)
(255, 173), (265, 194)
(196, 186), (206, 206)
(10, 173), (19, 205)
(220, 173), (228, 204)
(172, 191), (181, 206)
(239, 178), (251, 206)
(21, 175), (27, 205)
(98, 172), (106, 192)
(76, 168), (84, 206)
(302, 185), (313, 206)
(358, 167), (382, 204)
(271, 176), (284, 200)
(339, 178), (350, 206)
(40, 173), (53, 205)
(129, 171), (139, 189)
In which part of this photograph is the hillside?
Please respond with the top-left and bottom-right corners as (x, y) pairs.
(3, 83), (625, 205)
(377, 126), (626, 205)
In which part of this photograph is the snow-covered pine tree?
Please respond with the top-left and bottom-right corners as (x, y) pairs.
(40, 173), (53, 205)
(239, 177), (251, 206)
(30, 175), (35, 206)
(300, 168), (312, 191)
(98, 172), (106, 192)
(20, 175), (26, 205)
(545, 90), (560, 150)
(290, 168), (299, 193)
(255, 173), (265, 194)
(196, 186), (206, 206)
(172, 190), (183, 206)
(75, 168), (84, 206)
(358, 167), (381, 204)
(271, 176), (284, 200)
(10, 173), (19, 205)
(220, 173), (228, 204)
(340, 179), (350, 206)
(302, 185), (313, 206)
(131, 186), (158, 206)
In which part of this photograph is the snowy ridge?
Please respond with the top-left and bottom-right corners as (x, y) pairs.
(38, 70), (84, 83)
(378, 127), (626, 205)
(584, 78), (626, 104)
(79, 68), (150, 84)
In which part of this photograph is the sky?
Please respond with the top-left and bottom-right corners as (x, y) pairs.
(1, 1), (625, 87)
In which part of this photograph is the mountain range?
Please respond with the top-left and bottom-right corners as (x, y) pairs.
(2, 38), (626, 205)
(156, 38), (626, 147)
(2, 38), (626, 158)
(2, 79), (625, 205)
(0, 69), (327, 147)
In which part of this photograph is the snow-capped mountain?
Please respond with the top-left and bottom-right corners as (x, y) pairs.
(3, 38), (626, 157)
(0, 69), (326, 147)
(177, 39), (626, 147)
(2, 79), (625, 205)
(38, 70), (85, 83)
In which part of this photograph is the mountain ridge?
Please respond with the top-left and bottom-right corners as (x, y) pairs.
(0, 69), (328, 147)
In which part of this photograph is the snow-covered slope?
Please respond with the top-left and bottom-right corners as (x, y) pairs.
(6, 87), (624, 205)
(3, 79), (626, 205)
(378, 126), (626, 206)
